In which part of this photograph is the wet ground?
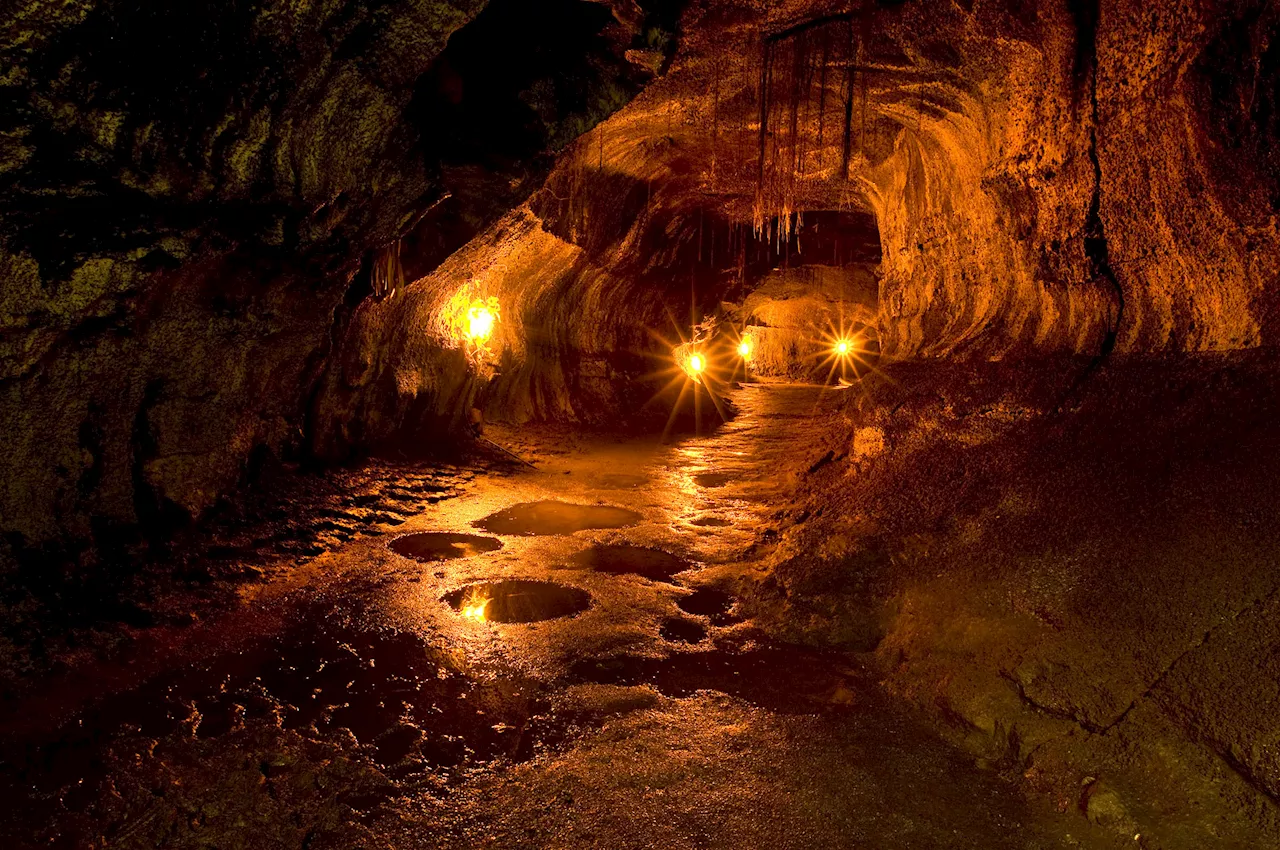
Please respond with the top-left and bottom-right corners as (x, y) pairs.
(0, 382), (1118, 849)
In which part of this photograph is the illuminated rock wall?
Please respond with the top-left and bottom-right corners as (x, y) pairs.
(332, 0), (1280, 454)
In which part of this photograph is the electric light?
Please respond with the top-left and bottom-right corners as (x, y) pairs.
(835, 339), (851, 355)
(466, 304), (496, 343)
(737, 335), (753, 360)
(677, 347), (708, 380)
(440, 287), (501, 365)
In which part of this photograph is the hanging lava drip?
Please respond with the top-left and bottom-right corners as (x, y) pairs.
(753, 10), (872, 242)
(371, 240), (404, 300)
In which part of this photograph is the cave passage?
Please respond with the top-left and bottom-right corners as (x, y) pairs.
(4, 1), (1280, 848)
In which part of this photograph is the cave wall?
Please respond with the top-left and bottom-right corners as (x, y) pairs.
(0, 0), (673, 559)
(864, 0), (1280, 359)
(862, 0), (1114, 358)
(340, 0), (1280, 426)
(1097, 0), (1280, 351)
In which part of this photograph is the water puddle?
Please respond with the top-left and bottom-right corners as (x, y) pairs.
(473, 501), (642, 536)
(442, 580), (591, 623)
(389, 532), (502, 562)
(677, 588), (738, 624)
(659, 617), (707, 644)
(571, 645), (858, 714)
(568, 544), (692, 581)
(693, 472), (733, 488)
(690, 516), (732, 527)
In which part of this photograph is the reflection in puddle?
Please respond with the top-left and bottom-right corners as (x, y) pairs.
(473, 500), (643, 536)
(389, 532), (502, 561)
(442, 580), (591, 623)
(571, 646), (857, 714)
(677, 588), (738, 624)
(568, 544), (692, 581)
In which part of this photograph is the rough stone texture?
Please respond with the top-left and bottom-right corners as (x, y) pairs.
(1099, 0), (1280, 352)
(0, 0), (479, 554)
(830, 0), (1280, 359)
(738, 355), (1280, 846)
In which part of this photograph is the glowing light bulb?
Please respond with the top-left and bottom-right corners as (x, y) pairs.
(689, 353), (704, 373)
(835, 339), (850, 355)
(467, 305), (496, 343)
(737, 335), (753, 360)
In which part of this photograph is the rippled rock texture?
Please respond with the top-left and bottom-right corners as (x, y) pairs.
(866, 0), (1280, 358)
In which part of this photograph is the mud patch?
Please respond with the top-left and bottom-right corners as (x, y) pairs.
(677, 588), (738, 624)
(389, 532), (502, 562)
(690, 515), (732, 527)
(659, 617), (707, 644)
(443, 580), (591, 623)
(474, 500), (642, 535)
(568, 544), (692, 581)
(571, 646), (858, 714)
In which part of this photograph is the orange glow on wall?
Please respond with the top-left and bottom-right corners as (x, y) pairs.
(439, 285), (500, 364)
(467, 304), (496, 343)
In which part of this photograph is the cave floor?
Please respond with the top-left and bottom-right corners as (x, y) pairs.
(1, 382), (1125, 849)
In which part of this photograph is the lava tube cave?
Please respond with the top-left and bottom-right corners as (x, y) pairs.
(3, 1), (1280, 848)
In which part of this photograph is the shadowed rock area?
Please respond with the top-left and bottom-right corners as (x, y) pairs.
(0, 0), (676, 559)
